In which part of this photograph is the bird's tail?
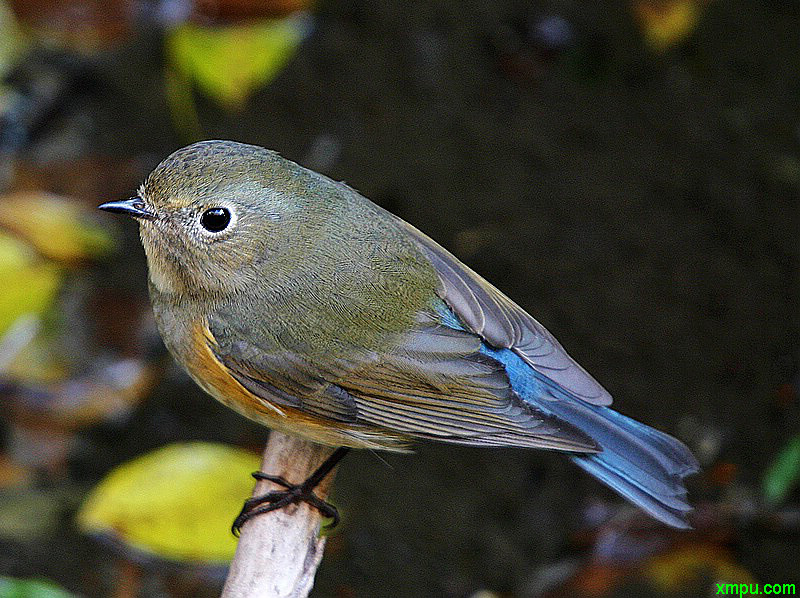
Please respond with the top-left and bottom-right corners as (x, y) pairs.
(545, 398), (699, 528)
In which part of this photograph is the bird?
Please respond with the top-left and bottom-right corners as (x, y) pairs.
(99, 140), (698, 531)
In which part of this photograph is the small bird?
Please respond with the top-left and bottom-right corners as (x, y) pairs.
(100, 140), (698, 530)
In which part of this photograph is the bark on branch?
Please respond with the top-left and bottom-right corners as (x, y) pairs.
(221, 432), (339, 598)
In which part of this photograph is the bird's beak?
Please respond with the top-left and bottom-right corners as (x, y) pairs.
(98, 197), (156, 220)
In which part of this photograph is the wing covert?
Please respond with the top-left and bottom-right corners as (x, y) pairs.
(393, 216), (613, 406)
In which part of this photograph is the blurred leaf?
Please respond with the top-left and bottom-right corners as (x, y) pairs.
(0, 455), (31, 488)
(631, 0), (705, 52)
(0, 232), (61, 338)
(192, 0), (315, 20)
(0, 488), (66, 542)
(2, 333), (68, 383)
(0, 192), (114, 264)
(2, 359), (157, 476)
(0, 314), (40, 375)
(709, 461), (737, 487)
(77, 442), (261, 563)
(644, 543), (755, 593)
(164, 66), (203, 142)
(565, 562), (626, 598)
(13, 358), (158, 428)
(0, 1), (27, 80)
(2, 425), (73, 476)
(0, 576), (76, 598)
(762, 433), (800, 506)
(51, 358), (157, 428)
(166, 14), (311, 109)
(7, 0), (131, 53)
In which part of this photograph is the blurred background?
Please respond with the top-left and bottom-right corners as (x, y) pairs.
(0, 0), (797, 596)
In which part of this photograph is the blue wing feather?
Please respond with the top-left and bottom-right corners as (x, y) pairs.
(437, 301), (698, 528)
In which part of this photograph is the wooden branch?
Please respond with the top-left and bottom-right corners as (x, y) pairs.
(221, 432), (339, 598)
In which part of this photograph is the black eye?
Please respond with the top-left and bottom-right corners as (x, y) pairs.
(200, 207), (231, 232)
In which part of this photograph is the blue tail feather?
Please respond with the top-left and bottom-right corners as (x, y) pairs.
(478, 341), (699, 528)
(572, 453), (693, 528)
(436, 301), (698, 527)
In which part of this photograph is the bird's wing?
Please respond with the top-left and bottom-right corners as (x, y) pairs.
(392, 216), (613, 406)
(206, 307), (598, 452)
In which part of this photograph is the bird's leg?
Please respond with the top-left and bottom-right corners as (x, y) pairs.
(232, 447), (350, 536)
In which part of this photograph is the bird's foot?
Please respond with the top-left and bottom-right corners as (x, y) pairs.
(231, 447), (349, 536)
(231, 473), (340, 536)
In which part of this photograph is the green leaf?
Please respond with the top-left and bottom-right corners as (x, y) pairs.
(762, 433), (800, 505)
(77, 442), (261, 563)
(0, 1), (27, 81)
(166, 14), (310, 109)
(0, 576), (77, 598)
(0, 233), (62, 338)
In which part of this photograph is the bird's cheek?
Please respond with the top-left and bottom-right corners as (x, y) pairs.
(139, 226), (192, 295)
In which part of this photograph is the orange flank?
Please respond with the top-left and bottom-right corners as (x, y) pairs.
(187, 321), (394, 449)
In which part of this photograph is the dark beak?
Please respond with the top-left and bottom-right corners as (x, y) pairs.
(98, 198), (156, 220)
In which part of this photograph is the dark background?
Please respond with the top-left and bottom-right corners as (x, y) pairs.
(0, 0), (797, 596)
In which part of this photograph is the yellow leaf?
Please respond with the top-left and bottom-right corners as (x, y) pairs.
(632, 0), (705, 52)
(0, 233), (62, 338)
(644, 543), (755, 593)
(0, 192), (114, 264)
(0, 1), (27, 80)
(166, 14), (310, 109)
(77, 442), (261, 563)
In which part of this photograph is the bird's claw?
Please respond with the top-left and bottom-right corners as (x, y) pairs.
(231, 472), (340, 536)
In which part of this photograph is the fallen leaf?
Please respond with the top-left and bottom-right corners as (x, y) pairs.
(7, 0), (131, 53)
(709, 461), (737, 487)
(77, 442), (261, 563)
(644, 542), (755, 593)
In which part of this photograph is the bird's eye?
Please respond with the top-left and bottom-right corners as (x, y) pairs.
(200, 207), (231, 233)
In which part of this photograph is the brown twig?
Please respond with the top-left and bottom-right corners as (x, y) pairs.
(221, 432), (339, 598)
